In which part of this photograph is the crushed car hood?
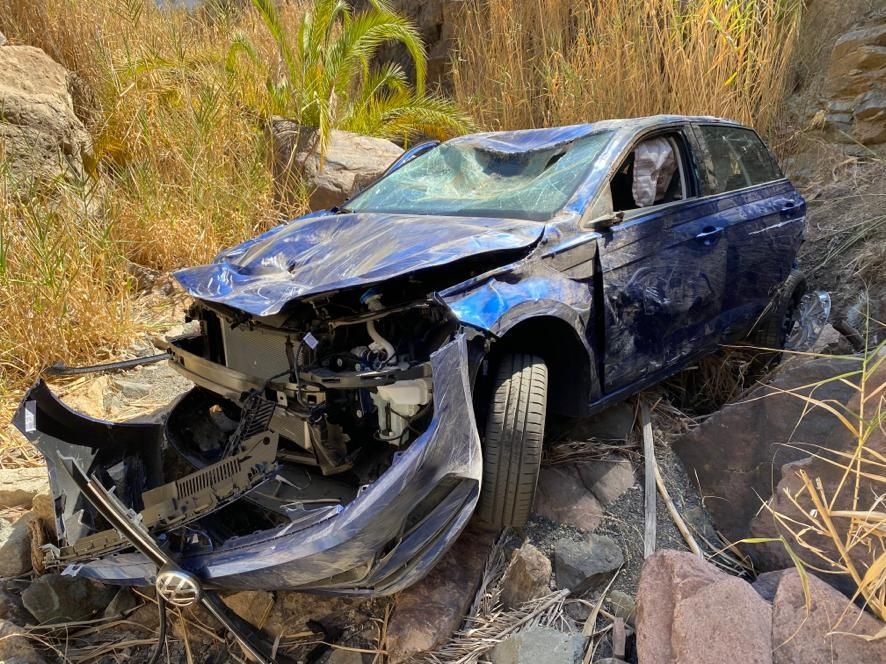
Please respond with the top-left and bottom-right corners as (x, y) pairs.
(174, 212), (545, 316)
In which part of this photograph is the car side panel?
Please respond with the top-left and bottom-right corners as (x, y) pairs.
(596, 200), (729, 391)
(714, 182), (806, 340)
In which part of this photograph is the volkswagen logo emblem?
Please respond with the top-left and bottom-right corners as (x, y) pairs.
(155, 567), (203, 608)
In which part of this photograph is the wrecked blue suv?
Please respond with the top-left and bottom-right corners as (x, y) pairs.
(16, 115), (806, 598)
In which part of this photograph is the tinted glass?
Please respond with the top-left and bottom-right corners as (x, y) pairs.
(695, 126), (781, 194)
(345, 131), (613, 221)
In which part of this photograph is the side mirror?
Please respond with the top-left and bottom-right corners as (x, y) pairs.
(588, 211), (624, 230)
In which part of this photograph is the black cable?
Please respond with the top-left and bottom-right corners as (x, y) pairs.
(146, 595), (168, 664)
(44, 353), (172, 376)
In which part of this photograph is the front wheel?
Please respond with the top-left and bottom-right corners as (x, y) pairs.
(476, 353), (548, 529)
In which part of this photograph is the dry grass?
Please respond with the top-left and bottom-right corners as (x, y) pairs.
(450, 0), (803, 138)
(0, 0), (301, 441)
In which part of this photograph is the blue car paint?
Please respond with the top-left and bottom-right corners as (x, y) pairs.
(16, 115), (805, 596)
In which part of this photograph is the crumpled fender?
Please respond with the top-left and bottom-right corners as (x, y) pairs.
(439, 260), (592, 340)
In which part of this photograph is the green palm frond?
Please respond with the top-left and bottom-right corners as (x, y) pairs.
(345, 88), (474, 143)
(239, 0), (470, 155)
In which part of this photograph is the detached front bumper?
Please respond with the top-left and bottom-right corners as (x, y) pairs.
(13, 335), (482, 596)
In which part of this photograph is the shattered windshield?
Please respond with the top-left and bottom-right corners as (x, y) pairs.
(345, 131), (613, 221)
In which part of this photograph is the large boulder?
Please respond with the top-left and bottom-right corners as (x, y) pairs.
(749, 360), (886, 598)
(0, 45), (92, 183)
(636, 550), (773, 664)
(0, 513), (36, 578)
(269, 119), (403, 212)
(821, 12), (886, 150)
(771, 569), (886, 663)
(672, 355), (858, 543)
(0, 619), (46, 664)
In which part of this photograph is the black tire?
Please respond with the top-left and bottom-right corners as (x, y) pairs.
(748, 270), (807, 351)
(476, 353), (548, 529)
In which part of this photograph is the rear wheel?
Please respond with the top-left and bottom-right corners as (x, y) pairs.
(748, 270), (807, 355)
(476, 353), (548, 529)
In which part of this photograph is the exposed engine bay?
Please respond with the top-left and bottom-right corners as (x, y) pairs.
(37, 279), (480, 569)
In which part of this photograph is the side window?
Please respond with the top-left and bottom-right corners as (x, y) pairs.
(695, 125), (782, 195)
(610, 133), (688, 213)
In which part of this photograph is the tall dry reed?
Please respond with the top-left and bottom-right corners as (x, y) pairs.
(450, 0), (804, 137)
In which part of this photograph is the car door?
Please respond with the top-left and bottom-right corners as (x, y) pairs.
(690, 123), (805, 341)
(592, 127), (730, 393)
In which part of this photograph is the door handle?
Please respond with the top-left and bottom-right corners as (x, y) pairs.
(779, 199), (798, 212)
(695, 226), (723, 246)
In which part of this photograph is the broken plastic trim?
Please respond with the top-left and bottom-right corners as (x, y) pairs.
(58, 456), (281, 664)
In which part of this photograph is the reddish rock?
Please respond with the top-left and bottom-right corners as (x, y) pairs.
(533, 465), (603, 531)
(500, 542), (551, 609)
(577, 456), (635, 506)
(636, 550), (773, 664)
(385, 528), (493, 662)
(749, 361), (886, 598)
(673, 356), (858, 542)
(772, 570), (886, 663)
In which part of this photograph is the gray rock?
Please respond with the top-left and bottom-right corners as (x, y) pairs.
(269, 119), (403, 212)
(0, 584), (30, 626)
(22, 574), (116, 624)
(533, 465), (603, 532)
(326, 648), (365, 664)
(489, 626), (585, 664)
(595, 659), (629, 664)
(750, 362), (885, 598)
(553, 535), (623, 595)
(0, 468), (49, 509)
(102, 587), (140, 618)
(112, 377), (151, 400)
(500, 542), (551, 609)
(576, 456), (635, 506)
(751, 570), (786, 603)
(0, 618), (46, 663)
(607, 590), (636, 628)
(221, 590), (274, 629)
(0, 514), (35, 578)
(0, 46), (93, 185)
(811, 323), (852, 354)
(575, 402), (635, 441)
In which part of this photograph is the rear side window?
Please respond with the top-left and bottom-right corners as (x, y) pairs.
(694, 125), (782, 195)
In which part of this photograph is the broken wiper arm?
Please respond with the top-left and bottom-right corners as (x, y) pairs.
(45, 353), (171, 376)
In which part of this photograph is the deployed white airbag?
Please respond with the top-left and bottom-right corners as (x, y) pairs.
(632, 138), (677, 207)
